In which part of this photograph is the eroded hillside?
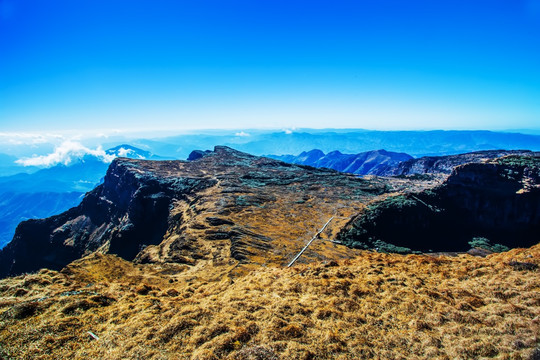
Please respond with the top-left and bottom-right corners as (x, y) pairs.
(1, 146), (432, 278)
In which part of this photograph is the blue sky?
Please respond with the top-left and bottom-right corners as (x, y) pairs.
(1, 0), (539, 133)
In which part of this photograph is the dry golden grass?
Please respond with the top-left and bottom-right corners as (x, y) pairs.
(1, 244), (539, 359)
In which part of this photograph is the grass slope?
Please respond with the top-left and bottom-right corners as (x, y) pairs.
(0, 245), (539, 359)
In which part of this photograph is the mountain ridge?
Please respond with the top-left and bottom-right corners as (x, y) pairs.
(1, 147), (540, 279)
(378, 149), (536, 176)
(267, 149), (412, 175)
(338, 155), (540, 253)
(0, 146), (396, 278)
(0, 147), (539, 360)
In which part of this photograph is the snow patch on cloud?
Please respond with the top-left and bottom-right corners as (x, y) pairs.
(16, 141), (116, 167)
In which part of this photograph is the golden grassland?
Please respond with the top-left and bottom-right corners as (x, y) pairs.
(0, 245), (538, 360)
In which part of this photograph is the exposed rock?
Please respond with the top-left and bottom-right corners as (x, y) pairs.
(338, 155), (540, 252)
(0, 158), (217, 277)
(205, 217), (235, 226)
(187, 150), (211, 161)
(508, 261), (538, 271)
(377, 150), (535, 176)
(0, 146), (394, 278)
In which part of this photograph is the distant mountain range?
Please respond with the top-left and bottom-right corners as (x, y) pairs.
(268, 149), (412, 175)
(0, 153), (39, 176)
(0, 145), (163, 249)
(128, 130), (540, 159)
(1, 129), (539, 249)
(267, 149), (534, 177)
(379, 150), (536, 176)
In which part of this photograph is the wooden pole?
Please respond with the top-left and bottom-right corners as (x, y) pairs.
(287, 216), (334, 267)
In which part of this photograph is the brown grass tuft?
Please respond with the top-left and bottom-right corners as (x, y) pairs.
(0, 244), (538, 359)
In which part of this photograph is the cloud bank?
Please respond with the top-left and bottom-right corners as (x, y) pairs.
(235, 131), (250, 137)
(16, 141), (116, 167)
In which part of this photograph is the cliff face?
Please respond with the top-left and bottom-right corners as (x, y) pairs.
(338, 156), (540, 252)
(0, 159), (216, 277)
(0, 146), (398, 278)
(377, 150), (534, 176)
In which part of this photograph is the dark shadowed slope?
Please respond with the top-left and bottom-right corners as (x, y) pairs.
(338, 155), (540, 253)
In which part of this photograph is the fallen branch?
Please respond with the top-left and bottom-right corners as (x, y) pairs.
(287, 217), (334, 268)
(87, 331), (100, 340)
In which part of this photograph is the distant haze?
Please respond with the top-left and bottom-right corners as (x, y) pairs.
(1, 129), (539, 163)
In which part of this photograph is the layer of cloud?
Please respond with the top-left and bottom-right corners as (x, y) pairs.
(0, 132), (65, 146)
(235, 131), (250, 137)
(16, 141), (116, 167)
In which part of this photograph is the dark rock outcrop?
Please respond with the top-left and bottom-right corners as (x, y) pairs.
(338, 155), (540, 252)
(0, 158), (216, 277)
(187, 150), (212, 161)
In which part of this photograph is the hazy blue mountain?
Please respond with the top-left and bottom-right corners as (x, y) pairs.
(132, 130), (540, 159)
(0, 153), (40, 176)
(235, 130), (540, 157)
(268, 149), (413, 175)
(0, 144), (165, 193)
(0, 144), (165, 249)
(0, 192), (84, 249)
(0, 158), (109, 193)
(130, 134), (256, 159)
(106, 144), (167, 160)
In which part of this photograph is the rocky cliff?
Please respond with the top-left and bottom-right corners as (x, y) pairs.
(0, 158), (216, 278)
(0, 146), (398, 278)
(338, 155), (540, 252)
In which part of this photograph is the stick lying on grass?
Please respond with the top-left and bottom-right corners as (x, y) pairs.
(87, 331), (99, 340)
(287, 216), (334, 268)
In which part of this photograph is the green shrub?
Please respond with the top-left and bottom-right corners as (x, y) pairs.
(468, 237), (509, 253)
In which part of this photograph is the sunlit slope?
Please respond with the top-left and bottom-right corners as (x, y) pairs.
(0, 245), (538, 359)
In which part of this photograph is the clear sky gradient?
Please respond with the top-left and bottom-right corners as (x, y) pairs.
(1, 0), (539, 133)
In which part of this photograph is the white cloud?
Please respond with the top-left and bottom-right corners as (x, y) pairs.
(235, 131), (250, 137)
(16, 141), (116, 167)
(116, 147), (134, 157)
